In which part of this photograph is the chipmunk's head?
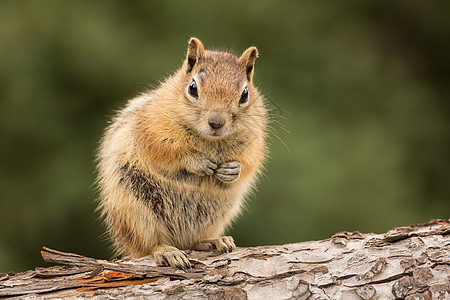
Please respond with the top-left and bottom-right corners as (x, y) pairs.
(180, 37), (264, 140)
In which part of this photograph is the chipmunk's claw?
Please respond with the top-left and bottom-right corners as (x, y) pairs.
(153, 245), (191, 270)
(192, 236), (236, 253)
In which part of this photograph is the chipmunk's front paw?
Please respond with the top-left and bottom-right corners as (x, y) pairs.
(192, 236), (236, 253)
(214, 162), (241, 183)
(189, 157), (218, 176)
(153, 245), (191, 270)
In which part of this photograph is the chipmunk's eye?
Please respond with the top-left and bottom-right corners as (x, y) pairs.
(239, 87), (248, 104)
(188, 79), (198, 98)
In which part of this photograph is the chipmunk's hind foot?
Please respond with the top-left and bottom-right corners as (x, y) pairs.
(192, 236), (236, 253)
(153, 245), (191, 270)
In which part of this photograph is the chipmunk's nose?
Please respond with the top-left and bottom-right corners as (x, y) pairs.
(208, 118), (225, 130)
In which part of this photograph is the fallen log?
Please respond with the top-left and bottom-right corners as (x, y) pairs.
(0, 219), (448, 299)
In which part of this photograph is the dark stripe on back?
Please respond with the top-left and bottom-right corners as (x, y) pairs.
(119, 163), (165, 215)
(118, 163), (231, 240)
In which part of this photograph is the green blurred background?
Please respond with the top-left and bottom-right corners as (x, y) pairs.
(1, 1), (449, 272)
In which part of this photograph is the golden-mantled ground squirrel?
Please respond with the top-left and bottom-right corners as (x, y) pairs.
(97, 37), (267, 269)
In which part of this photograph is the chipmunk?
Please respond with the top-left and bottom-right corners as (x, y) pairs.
(97, 37), (267, 269)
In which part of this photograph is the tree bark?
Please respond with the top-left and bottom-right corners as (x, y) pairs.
(0, 219), (448, 299)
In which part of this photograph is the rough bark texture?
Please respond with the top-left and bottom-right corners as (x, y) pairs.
(0, 219), (448, 299)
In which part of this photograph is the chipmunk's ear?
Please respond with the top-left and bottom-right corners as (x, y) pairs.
(239, 46), (259, 82)
(186, 37), (205, 74)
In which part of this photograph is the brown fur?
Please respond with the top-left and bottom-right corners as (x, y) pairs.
(97, 38), (267, 268)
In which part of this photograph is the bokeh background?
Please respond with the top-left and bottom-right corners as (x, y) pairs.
(1, 1), (449, 272)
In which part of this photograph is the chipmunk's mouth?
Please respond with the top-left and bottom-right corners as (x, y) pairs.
(207, 129), (227, 138)
(198, 126), (230, 139)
